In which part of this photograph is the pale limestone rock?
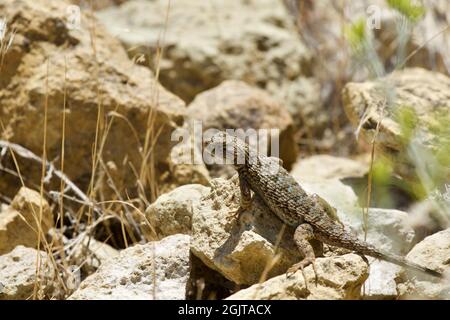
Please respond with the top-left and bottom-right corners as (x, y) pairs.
(0, 246), (56, 300)
(70, 236), (119, 275)
(145, 184), (210, 237)
(226, 254), (368, 300)
(69, 234), (191, 300)
(398, 228), (450, 299)
(0, 187), (54, 255)
(298, 179), (360, 226)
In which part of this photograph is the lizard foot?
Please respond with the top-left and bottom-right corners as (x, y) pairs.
(286, 258), (318, 289)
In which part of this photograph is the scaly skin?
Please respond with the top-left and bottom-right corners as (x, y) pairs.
(208, 131), (443, 279)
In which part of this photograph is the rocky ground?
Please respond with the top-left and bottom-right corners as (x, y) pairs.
(0, 0), (449, 300)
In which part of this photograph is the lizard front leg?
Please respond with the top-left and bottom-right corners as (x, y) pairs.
(287, 223), (321, 288)
(229, 173), (253, 221)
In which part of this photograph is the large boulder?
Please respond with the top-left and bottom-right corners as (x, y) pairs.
(226, 254), (368, 300)
(0, 0), (186, 201)
(191, 176), (303, 285)
(69, 234), (191, 300)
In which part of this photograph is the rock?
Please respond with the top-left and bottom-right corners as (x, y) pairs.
(296, 179), (361, 224)
(68, 234), (191, 300)
(287, 0), (450, 152)
(398, 228), (450, 299)
(0, 187), (54, 255)
(0, 0), (186, 201)
(70, 236), (119, 275)
(0, 246), (56, 300)
(291, 155), (369, 181)
(226, 254), (368, 300)
(187, 80), (298, 170)
(358, 208), (415, 299)
(96, 0), (323, 134)
(191, 176), (314, 285)
(342, 68), (450, 181)
(145, 184), (210, 238)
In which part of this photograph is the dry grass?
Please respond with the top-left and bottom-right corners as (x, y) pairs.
(0, 0), (174, 298)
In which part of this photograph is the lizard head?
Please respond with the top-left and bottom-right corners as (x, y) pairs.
(206, 131), (250, 169)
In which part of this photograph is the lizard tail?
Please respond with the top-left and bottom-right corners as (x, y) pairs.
(359, 242), (443, 279)
(313, 224), (443, 278)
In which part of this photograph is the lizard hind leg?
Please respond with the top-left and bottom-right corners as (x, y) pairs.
(286, 223), (319, 288)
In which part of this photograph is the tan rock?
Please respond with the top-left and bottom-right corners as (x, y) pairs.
(226, 254), (368, 300)
(0, 246), (56, 300)
(191, 176), (311, 285)
(288, 0), (450, 149)
(146, 184), (210, 238)
(68, 234), (191, 300)
(0, 0), (185, 200)
(0, 187), (54, 255)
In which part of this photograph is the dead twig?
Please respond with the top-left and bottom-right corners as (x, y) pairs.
(0, 140), (102, 220)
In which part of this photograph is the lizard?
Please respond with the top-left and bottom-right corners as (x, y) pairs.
(207, 131), (444, 280)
